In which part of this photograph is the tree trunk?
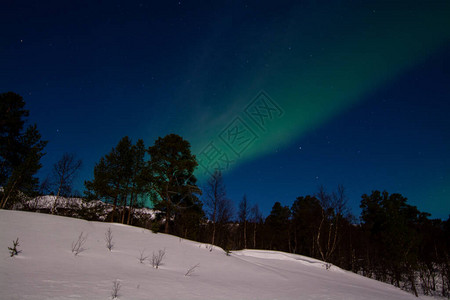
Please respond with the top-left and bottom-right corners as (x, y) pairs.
(312, 236), (315, 257)
(253, 223), (257, 249)
(111, 195), (117, 222)
(212, 222), (216, 246)
(316, 210), (325, 262)
(127, 191), (135, 225)
(244, 221), (247, 249)
(288, 227), (292, 253)
(165, 208), (170, 233)
(52, 183), (62, 215)
(326, 222), (333, 261)
(121, 194), (127, 224)
(294, 232), (298, 254)
(1, 177), (19, 209)
(164, 190), (171, 233)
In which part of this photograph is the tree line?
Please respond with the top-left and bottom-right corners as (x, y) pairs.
(201, 172), (450, 297)
(1, 92), (449, 297)
(81, 124), (450, 298)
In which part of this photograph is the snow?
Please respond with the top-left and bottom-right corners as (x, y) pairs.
(0, 210), (426, 300)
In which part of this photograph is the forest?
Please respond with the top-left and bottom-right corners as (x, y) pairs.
(1, 92), (449, 297)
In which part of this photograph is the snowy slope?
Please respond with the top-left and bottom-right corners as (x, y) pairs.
(0, 210), (423, 300)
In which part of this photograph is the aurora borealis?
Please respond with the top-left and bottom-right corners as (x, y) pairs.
(1, 1), (449, 218)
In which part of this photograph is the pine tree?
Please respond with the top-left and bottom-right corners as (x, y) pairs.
(265, 202), (291, 251)
(146, 134), (200, 233)
(360, 190), (422, 291)
(173, 190), (204, 240)
(127, 139), (146, 225)
(85, 137), (134, 222)
(291, 195), (322, 256)
(0, 92), (47, 208)
(112, 137), (134, 223)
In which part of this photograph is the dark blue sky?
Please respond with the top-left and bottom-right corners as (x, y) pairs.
(222, 49), (450, 218)
(1, 1), (449, 219)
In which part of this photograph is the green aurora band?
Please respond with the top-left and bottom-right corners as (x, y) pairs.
(181, 1), (450, 180)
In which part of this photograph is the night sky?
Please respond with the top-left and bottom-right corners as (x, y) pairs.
(2, 1), (449, 219)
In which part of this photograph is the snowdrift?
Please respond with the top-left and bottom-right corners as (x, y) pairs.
(0, 210), (421, 300)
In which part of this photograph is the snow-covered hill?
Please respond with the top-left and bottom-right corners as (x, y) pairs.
(0, 210), (424, 300)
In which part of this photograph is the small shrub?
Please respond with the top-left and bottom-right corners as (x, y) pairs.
(71, 232), (87, 256)
(151, 249), (166, 269)
(111, 279), (121, 299)
(138, 249), (149, 264)
(105, 227), (114, 251)
(8, 238), (21, 257)
(150, 221), (160, 233)
(185, 263), (200, 276)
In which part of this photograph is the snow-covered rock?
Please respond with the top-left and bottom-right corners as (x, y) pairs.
(14, 195), (156, 222)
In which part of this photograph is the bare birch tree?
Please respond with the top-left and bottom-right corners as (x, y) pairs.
(204, 170), (227, 246)
(51, 153), (81, 214)
(239, 195), (250, 249)
(315, 184), (347, 267)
